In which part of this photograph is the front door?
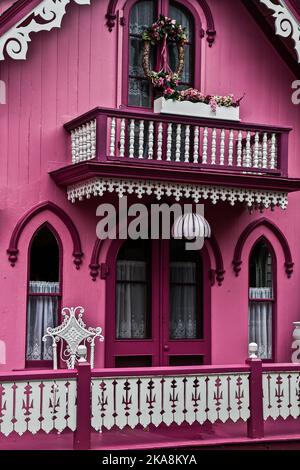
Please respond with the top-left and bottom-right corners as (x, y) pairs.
(106, 238), (211, 367)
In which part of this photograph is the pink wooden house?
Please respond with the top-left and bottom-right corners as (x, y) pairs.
(1, 0), (300, 450)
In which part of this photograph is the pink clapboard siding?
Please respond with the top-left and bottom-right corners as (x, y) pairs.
(0, 0), (299, 371)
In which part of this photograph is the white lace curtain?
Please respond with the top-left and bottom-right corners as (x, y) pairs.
(116, 260), (148, 339)
(26, 281), (59, 361)
(170, 261), (197, 339)
(249, 287), (273, 359)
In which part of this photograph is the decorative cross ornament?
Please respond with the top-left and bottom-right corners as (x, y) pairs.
(43, 306), (104, 369)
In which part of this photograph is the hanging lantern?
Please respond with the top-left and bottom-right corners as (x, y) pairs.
(172, 213), (211, 240)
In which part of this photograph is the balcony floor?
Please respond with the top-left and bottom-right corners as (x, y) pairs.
(1, 419), (300, 450)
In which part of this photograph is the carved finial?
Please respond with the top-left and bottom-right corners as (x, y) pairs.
(77, 345), (87, 363)
(249, 342), (258, 359)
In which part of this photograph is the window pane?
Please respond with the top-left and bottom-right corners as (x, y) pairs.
(130, 0), (154, 35)
(248, 241), (274, 360)
(169, 43), (193, 84)
(129, 0), (154, 107)
(169, 3), (194, 85)
(169, 240), (202, 340)
(116, 240), (151, 339)
(249, 301), (272, 359)
(128, 78), (152, 107)
(26, 227), (60, 362)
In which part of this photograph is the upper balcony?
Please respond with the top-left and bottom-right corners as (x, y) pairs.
(50, 107), (300, 210)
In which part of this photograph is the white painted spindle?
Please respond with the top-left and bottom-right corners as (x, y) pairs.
(166, 123), (172, 161)
(129, 119), (135, 158)
(157, 122), (163, 160)
(91, 120), (96, 158)
(270, 133), (277, 169)
(228, 130), (234, 166)
(245, 131), (251, 167)
(193, 126), (199, 163)
(262, 133), (268, 168)
(237, 130), (243, 166)
(211, 128), (217, 164)
(138, 120), (144, 159)
(184, 125), (190, 163)
(119, 119), (126, 157)
(175, 124), (181, 162)
(202, 127), (208, 164)
(253, 132), (259, 167)
(148, 121), (154, 159)
(109, 118), (116, 157)
(220, 129), (225, 166)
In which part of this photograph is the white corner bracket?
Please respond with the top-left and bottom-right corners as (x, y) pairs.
(0, 0), (91, 61)
(260, 0), (300, 63)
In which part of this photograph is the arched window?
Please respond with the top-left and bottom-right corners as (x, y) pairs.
(126, 0), (198, 108)
(26, 225), (61, 366)
(249, 239), (275, 360)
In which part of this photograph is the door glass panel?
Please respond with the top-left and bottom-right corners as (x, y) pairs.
(169, 240), (202, 340)
(169, 355), (203, 366)
(116, 239), (151, 339)
(115, 356), (152, 367)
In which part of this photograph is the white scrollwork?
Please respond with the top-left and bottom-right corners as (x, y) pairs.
(0, 0), (91, 61)
(66, 176), (289, 210)
(260, 0), (300, 62)
(43, 306), (104, 369)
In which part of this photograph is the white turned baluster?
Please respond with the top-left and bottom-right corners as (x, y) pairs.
(202, 127), (208, 164)
(193, 126), (199, 163)
(270, 133), (277, 169)
(74, 129), (80, 162)
(82, 124), (87, 160)
(237, 130), (243, 166)
(71, 130), (76, 163)
(129, 119), (135, 158)
(109, 118), (116, 157)
(245, 131), (251, 167)
(91, 120), (96, 158)
(119, 119), (126, 157)
(262, 132), (268, 168)
(211, 128), (217, 164)
(157, 122), (163, 160)
(148, 121), (154, 159)
(138, 120), (144, 159)
(78, 126), (83, 161)
(86, 122), (91, 159)
(175, 124), (181, 162)
(220, 129), (225, 166)
(166, 123), (172, 161)
(228, 130), (234, 166)
(253, 132), (259, 167)
(184, 125), (190, 163)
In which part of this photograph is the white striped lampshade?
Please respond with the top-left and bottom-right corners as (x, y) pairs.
(172, 213), (211, 240)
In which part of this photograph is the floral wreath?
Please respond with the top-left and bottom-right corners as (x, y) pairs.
(142, 15), (187, 81)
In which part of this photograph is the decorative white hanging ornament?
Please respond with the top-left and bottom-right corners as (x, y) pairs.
(172, 212), (211, 240)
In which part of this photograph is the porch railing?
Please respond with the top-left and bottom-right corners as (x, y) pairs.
(64, 108), (291, 176)
(1, 361), (300, 449)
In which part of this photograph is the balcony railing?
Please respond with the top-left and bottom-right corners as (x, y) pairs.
(1, 361), (300, 449)
(65, 107), (290, 177)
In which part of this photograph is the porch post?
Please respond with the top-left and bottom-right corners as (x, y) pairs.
(246, 356), (264, 439)
(73, 359), (92, 450)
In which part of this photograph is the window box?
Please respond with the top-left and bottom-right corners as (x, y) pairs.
(154, 97), (240, 121)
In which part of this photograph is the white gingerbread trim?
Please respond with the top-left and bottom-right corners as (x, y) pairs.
(260, 0), (300, 62)
(67, 177), (288, 210)
(0, 0), (91, 61)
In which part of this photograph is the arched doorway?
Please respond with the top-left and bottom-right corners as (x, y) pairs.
(106, 238), (211, 367)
